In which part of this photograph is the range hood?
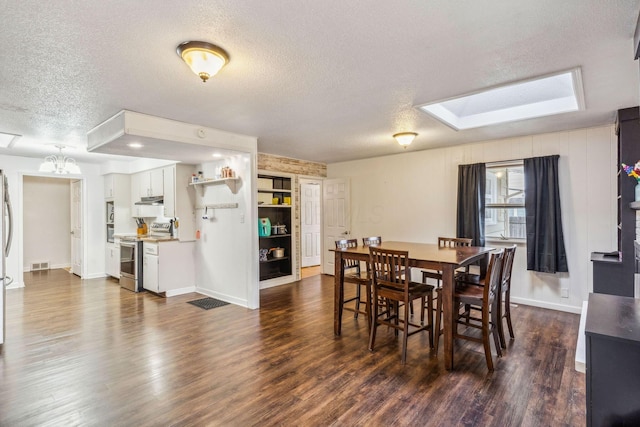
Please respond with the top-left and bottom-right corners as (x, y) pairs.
(87, 110), (252, 164)
(135, 196), (163, 205)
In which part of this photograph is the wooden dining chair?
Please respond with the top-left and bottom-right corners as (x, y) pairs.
(497, 245), (516, 347)
(437, 249), (504, 371)
(335, 239), (371, 328)
(455, 245), (516, 349)
(368, 247), (434, 364)
(421, 237), (472, 326)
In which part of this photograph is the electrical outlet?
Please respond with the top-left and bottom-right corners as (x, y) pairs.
(561, 288), (569, 298)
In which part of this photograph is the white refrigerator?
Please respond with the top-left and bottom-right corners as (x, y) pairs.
(1, 170), (13, 345)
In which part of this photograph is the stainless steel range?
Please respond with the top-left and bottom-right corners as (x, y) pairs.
(120, 236), (142, 292)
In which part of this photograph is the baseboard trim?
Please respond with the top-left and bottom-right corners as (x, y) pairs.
(165, 286), (196, 297)
(510, 296), (582, 314)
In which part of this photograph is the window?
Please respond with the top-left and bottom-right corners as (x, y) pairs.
(485, 162), (525, 241)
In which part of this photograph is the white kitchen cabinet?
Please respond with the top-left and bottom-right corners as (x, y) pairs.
(106, 241), (120, 278)
(138, 168), (164, 198)
(142, 240), (195, 294)
(104, 174), (115, 199)
(142, 243), (159, 292)
(162, 164), (197, 241)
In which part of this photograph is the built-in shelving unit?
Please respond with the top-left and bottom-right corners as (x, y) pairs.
(592, 107), (640, 297)
(258, 173), (293, 283)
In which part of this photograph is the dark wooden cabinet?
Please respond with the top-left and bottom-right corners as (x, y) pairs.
(586, 293), (640, 426)
(592, 107), (640, 297)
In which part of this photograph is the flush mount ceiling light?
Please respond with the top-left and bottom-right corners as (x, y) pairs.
(393, 132), (418, 148)
(38, 145), (81, 174)
(177, 41), (229, 83)
(416, 68), (584, 130)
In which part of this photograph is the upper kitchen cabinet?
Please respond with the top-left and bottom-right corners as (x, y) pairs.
(138, 168), (164, 198)
(163, 164), (197, 241)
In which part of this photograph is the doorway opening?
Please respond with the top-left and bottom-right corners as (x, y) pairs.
(300, 178), (322, 278)
(22, 175), (82, 281)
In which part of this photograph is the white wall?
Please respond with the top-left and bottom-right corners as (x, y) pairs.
(193, 154), (256, 306)
(327, 125), (617, 313)
(0, 154), (105, 287)
(23, 176), (71, 270)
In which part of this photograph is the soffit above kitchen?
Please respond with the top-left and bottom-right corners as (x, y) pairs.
(0, 0), (638, 165)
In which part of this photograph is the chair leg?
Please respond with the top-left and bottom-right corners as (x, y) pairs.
(368, 290), (379, 351)
(482, 309), (494, 371)
(354, 283), (361, 319)
(491, 304), (503, 358)
(401, 299), (410, 364)
(393, 301), (400, 337)
(427, 293), (434, 349)
(365, 282), (372, 332)
(420, 296), (426, 325)
(434, 290), (442, 353)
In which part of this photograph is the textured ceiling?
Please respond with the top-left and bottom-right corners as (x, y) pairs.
(0, 0), (639, 165)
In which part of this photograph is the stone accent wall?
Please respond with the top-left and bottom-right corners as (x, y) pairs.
(257, 153), (327, 177)
(258, 153), (327, 281)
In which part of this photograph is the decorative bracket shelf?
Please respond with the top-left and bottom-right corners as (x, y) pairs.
(189, 177), (240, 195)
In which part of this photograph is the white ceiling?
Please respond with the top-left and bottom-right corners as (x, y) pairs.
(1, 0), (639, 165)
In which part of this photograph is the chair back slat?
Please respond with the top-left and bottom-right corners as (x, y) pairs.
(438, 237), (473, 248)
(335, 239), (360, 270)
(362, 236), (382, 247)
(501, 245), (516, 292)
(369, 247), (410, 293)
(484, 250), (505, 303)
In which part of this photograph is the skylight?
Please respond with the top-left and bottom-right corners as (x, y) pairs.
(416, 68), (584, 130)
(0, 132), (20, 148)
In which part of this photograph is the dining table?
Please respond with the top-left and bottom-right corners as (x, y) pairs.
(331, 241), (494, 370)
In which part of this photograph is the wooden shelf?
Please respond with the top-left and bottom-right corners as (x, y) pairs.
(258, 188), (292, 193)
(190, 177), (240, 194)
(260, 256), (290, 263)
(258, 204), (291, 208)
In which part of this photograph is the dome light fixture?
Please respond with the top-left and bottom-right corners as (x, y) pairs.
(393, 132), (418, 148)
(177, 41), (230, 83)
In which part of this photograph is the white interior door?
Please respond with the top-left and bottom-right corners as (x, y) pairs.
(70, 180), (82, 277)
(301, 180), (321, 267)
(322, 178), (350, 275)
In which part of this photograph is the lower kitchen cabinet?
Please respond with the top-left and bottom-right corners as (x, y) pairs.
(142, 240), (195, 294)
(105, 241), (120, 278)
(586, 293), (640, 426)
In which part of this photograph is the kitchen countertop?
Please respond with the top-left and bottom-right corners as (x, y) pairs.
(113, 233), (178, 242)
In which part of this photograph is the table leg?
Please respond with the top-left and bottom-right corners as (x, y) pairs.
(334, 251), (344, 336)
(441, 264), (455, 370)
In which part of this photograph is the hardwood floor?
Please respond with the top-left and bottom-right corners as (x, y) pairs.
(0, 269), (585, 426)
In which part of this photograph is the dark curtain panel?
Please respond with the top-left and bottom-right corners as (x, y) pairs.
(456, 163), (486, 246)
(524, 155), (568, 273)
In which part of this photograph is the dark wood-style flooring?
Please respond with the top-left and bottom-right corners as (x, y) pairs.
(0, 269), (585, 426)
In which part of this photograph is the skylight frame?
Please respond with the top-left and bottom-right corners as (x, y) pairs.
(416, 68), (585, 131)
(0, 132), (20, 148)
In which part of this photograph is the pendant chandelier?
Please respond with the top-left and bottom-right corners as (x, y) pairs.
(38, 145), (81, 175)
